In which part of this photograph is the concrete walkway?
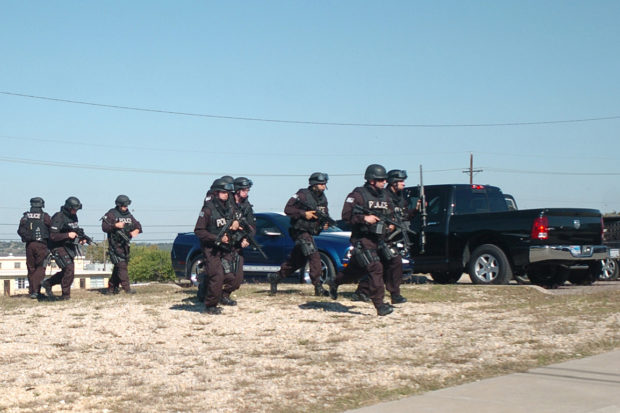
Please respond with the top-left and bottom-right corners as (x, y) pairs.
(346, 350), (620, 413)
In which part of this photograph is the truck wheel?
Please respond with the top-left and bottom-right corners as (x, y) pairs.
(528, 264), (569, 288)
(430, 271), (462, 284)
(597, 259), (619, 281)
(468, 244), (512, 285)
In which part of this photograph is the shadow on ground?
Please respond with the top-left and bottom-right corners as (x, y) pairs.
(299, 300), (364, 314)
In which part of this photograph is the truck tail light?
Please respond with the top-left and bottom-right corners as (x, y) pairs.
(531, 216), (549, 240)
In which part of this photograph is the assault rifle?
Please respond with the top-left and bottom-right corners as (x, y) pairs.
(75, 227), (97, 246)
(229, 215), (268, 260)
(294, 198), (337, 227)
(100, 215), (132, 244)
(352, 204), (417, 255)
(419, 164), (427, 254)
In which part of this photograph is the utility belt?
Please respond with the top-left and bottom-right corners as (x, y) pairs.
(50, 248), (72, 270)
(221, 253), (240, 274)
(109, 247), (129, 265)
(352, 241), (399, 267)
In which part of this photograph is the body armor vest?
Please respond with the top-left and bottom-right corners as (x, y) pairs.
(19, 210), (49, 242)
(204, 199), (233, 240)
(352, 186), (390, 239)
(49, 209), (80, 256)
(107, 208), (135, 247)
(291, 188), (327, 235)
(388, 190), (408, 221)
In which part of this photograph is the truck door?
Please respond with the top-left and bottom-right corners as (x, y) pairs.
(407, 186), (451, 260)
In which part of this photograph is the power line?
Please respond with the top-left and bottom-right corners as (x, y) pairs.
(3, 90), (620, 128)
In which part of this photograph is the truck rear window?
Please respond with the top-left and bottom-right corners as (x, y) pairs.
(453, 186), (508, 214)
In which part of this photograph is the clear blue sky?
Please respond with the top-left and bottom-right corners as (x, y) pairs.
(1, 1), (619, 242)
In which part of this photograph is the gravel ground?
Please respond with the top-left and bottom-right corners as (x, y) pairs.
(0, 281), (618, 413)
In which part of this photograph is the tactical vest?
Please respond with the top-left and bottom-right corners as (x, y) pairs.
(388, 190), (408, 221)
(19, 211), (49, 242)
(107, 208), (134, 247)
(49, 209), (80, 255)
(236, 199), (254, 222)
(291, 188), (327, 235)
(352, 186), (390, 239)
(204, 199), (233, 238)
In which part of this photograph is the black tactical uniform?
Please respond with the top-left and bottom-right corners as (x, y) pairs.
(269, 173), (331, 296)
(328, 164), (395, 316)
(42, 196), (84, 300)
(101, 195), (143, 294)
(17, 197), (51, 299)
(355, 169), (410, 304)
(194, 179), (242, 314)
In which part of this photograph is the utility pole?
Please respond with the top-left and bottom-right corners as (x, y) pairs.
(462, 153), (483, 184)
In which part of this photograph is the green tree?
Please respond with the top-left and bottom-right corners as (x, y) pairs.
(85, 240), (108, 263)
(128, 245), (175, 282)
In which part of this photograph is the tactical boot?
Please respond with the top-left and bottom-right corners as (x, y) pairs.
(58, 295), (71, 301)
(220, 296), (237, 306)
(203, 306), (222, 315)
(29, 293), (39, 299)
(351, 292), (371, 302)
(328, 280), (338, 300)
(376, 303), (394, 316)
(314, 284), (329, 297)
(41, 279), (54, 299)
(391, 294), (407, 304)
(268, 273), (279, 295)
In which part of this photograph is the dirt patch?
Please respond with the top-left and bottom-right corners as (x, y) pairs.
(1, 282), (618, 412)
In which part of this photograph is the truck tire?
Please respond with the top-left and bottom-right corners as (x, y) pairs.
(567, 263), (598, 286)
(597, 258), (619, 281)
(528, 264), (569, 288)
(430, 271), (462, 284)
(468, 244), (512, 285)
(188, 255), (205, 286)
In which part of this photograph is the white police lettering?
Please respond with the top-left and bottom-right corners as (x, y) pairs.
(68, 222), (79, 229)
(216, 218), (227, 227)
(368, 200), (388, 210)
(345, 197), (355, 203)
(27, 213), (41, 219)
(317, 206), (326, 213)
(118, 217), (132, 224)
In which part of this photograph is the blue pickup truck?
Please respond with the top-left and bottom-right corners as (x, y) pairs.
(171, 212), (354, 284)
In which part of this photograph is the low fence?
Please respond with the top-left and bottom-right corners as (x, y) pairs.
(1, 271), (111, 296)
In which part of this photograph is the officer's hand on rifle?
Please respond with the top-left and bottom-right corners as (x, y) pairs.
(240, 238), (250, 248)
(323, 222), (330, 230)
(130, 229), (140, 238)
(68, 231), (78, 239)
(305, 210), (318, 220)
(115, 221), (125, 229)
(221, 233), (230, 244)
(388, 224), (396, 232)
(364, 215), (380, 224)
(79, 238), (88, 245)
(230, 220), (240, 231)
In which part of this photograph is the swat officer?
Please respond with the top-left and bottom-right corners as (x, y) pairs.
(353, 169), (410, 304)
(217, 176), (256, 305)
(17, 197), (52, 299)
(328, 164), (394, 316)
(269, 172), (331, 296)
(101, 195), (142, 294)
(194, 178), (242, 314)
(42, 196), (86, 300)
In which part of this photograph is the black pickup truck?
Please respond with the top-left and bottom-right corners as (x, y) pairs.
(403, 184), (608, 287)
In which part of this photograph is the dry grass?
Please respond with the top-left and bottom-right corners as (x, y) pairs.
(0, 282), (618, 413)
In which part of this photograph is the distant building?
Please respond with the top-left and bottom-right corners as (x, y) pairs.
(0, 255), (112, 296)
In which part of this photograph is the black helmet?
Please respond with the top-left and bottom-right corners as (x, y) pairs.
(364, 164), (387, 181)
(308, 172), (328, 185)
(211, 178), (234, 193)
(115, 194), (132, 207)
(64, 196), (82, 210)
(30, 197), (45, 208)
(234, 177), (253, 191)
(387, 169), (408, 184)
